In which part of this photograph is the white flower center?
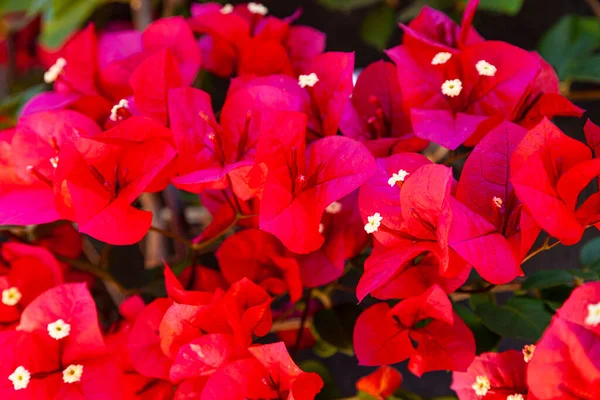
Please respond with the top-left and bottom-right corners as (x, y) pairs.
(318, 223), (325, 234)
(62, 364), (83, 384)
(476, 60), (497, 77)
(325, 201), (342, 214)
(585, 302), (600, 327)
(2, 287), (22, 306)
(388, 169), (409, 187)
(364, 212), (382, 234)
(493, 196), (503, 209)
(247, 2), (268, 15)
(44, 57), (67, 84)
(8, 366), (31, 390)
(441, 79), (462, 97)
(109, 99), (130, 122)
(47, 319), (71, 340)
(472, 375), (490, 396)
(431, 52), (452, 65)
(507, 395), (524, 400)
(220, 3), (233, 14)
(298, 73), (319, 88)
(522, 344), (535, 362)
(49, 156), (59, 169)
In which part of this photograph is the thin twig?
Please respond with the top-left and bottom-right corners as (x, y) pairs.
(293, 289), (313, 357)
(149, 225), (192, 246)
(567, 89), (600, 102)
(522, 237), (561, 264)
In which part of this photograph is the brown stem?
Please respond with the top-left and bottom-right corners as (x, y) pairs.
(149, 225), (192, 247)
(293, 289), (313, 357)
(567, 89), (600, 102)
(584, 0), (600, 19)
(522, 236), (561, 264)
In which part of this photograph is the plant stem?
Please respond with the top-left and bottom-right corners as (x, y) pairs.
(522, 236), (561, 264)
(149, 225), (192, 247)
(293, 289), (313, 357)
(567, 89), (600, 102)
(584, 0), (600, 19)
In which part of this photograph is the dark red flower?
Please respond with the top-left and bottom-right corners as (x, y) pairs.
(354, 285), (475, 376)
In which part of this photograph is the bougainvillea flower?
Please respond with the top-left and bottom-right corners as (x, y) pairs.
(0, 110), (101, 226)
(189, 2), (324, 78)
(451, 350), (528, 400)
(52, 117), (176, 244)
(387, 40), (540, 149)
(340, 60), (428, 156)
(253, 109), (375, 253)
(217, 229), (303, 301)
(199, 342), (323, 400)
(163, 264), (219, 305)
(0, 243), (63, 327)
(401, 0), (483, 52)
(356, 366), (403, 400)
(528, 282), (600, 399)
(0, 284), (122, 398)
(511, 118), (600, 245)
(441, 121), (541, 284)
(354, 285), (475, 376)
(298, 191), (369, 287)
(357, 156), (470, 301)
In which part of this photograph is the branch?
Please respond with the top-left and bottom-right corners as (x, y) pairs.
(584, 0), (600, 19)
(293, 289), (313, 356)
(567, 89), (600, 102)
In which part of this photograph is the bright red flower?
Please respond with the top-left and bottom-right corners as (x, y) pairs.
(357, 155), (470, 301)
(0, 283), (122, 399)
(0, 110), (101, 226)
(52, 116), (176, 245)
(451, 350), (528, 400)
(298, 191), (369, 288)
(528, 282), (600, 399)
(354, 285), (475, 376)
(189, 2), (324, 78)
(511, 118), (600, 245)
(356, 366), (403, 400)
(253, 110), (375, 253)
(340, 60), (428, 156)
(442, 121), (540, 284)
(217, 229), (303, 301)
(0, 243), (63, 328)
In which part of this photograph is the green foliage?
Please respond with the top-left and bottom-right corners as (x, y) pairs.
(471, 294), (552, 341)
(317, 0), (382, 12)
(297, 360), (340, 400)
(454, 304), (500, 354)
(522, 269), (579, 290)
(581, 237), (600, 269)
(311, 303), (361, 356)
(477, 0), (524, 15)
(361, 4), (396, 50)
(538, 15), (600, 83)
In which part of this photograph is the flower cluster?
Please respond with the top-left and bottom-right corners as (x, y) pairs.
(0, 0), (599, 398)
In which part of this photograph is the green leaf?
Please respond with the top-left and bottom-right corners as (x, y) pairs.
(40, 0), (105, 49)
(478, 0), (524, 15)
(0, 0), (37, 13)
(570, 54), (600, 84)
(317, 0), (381, 12)
(473, 296), (552, 341)
(454, 304), (500, 354)
(538, 15), (600, 81)
(312, 303), (361, 355)
(312, 339), (338, 358)
(397, 0), (454, 22)
(297, 360), (340, 400)
(522, 269), (576, 290)
(360, 5), (396, 50)
(581, 237), (600, 266)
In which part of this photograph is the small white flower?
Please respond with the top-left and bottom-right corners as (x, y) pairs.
(325, 201), (342, 214)
(109, 99), (130, 122)
(49, 156), (59, 169)
(441, 79), (462, 97)
(44, 57), (67, 84)
(388, 169), (409, 187)
(472, 375), (491, 396)
(62, 364), (83, 384)
(522, 344), (535, 363)
(8, 366), (31, 390)
(493, 196), (503, 209)
(247, 2), (268, 15)
(585, 302), (600, 327)
(220, 3), (233, 14)
(298, 73), (319, 88)
(318, 223), (325, 234)
(431, 52), (452, 65)
(2, 287), (22, 306)
(47, 319), (71, 340)
(507, 395), (524, 400)
(476, 60), (497, 77)
(364, 213), (382, 234)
